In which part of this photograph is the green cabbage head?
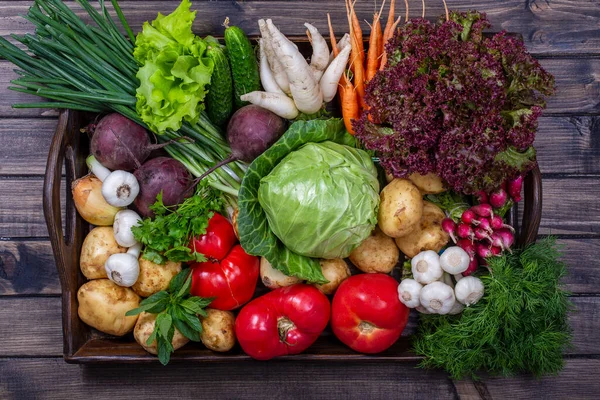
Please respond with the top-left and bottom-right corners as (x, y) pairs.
(257, 141), (379, 259)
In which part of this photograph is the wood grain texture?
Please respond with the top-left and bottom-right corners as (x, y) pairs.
(0, 0), (599, 55)
(0, 119), (59, 175)
(2, 57), (600, 117)
(0, 357), (455, 400)
(0, 296), (595, 358)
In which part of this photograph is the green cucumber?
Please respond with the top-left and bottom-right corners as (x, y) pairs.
(204, 36), (233, 127)
(223, 21), (260, 109)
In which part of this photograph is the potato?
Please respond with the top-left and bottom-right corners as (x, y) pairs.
(394, 201), (449, 258)
(408, 172), (446, 194)
(77, 279), (140, 336)
(378, 179), (423, 238)
(315, 259), (351, 295)
(200, 308), (236, 352)
(131, 259), (182, 298)
(231, 207), (240, 240)
(260, 257), (301, 289)
(80, 226), (127, 280)
(134, 312), (189, 355)
(349, 227), (400, 273)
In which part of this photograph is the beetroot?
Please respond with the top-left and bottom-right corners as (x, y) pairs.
(134, 157), (193, 217)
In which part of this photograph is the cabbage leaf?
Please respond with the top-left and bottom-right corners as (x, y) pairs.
(238, 118), (376, 283)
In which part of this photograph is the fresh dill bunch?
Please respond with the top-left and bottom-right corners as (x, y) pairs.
(413, 238), (572, 379)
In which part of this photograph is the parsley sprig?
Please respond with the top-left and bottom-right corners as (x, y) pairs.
(132, 181), (226, 264)
(126, 269), (212, 365)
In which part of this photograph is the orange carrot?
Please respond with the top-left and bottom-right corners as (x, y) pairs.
(366, 3), (385, 82)
(379, 14), (402, 70)
(327, 13), (340, 58)
(382, 0), (395, 43)
(346, 0), (365, 105)
(340, 74), (359, 135)
(350, 1), (364, 65)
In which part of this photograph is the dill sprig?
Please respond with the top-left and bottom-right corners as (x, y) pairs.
(413, 237), (572, 379)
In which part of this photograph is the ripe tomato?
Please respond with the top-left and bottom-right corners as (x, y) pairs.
(190, 245), (259, 311)
(331, 274), (409, 354)
(189, 212), (237, 261)
(235, 284), (331, 360)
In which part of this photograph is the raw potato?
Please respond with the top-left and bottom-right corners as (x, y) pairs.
(134, 312), (189, 355)
(349, 227), (399, 273)
(131, 259), (182, 298)
(378, 179), (423, 238)
(77, 279), (140, 336)
(315, 259), (351, 295)
(408, 172), (446, 194)
(395, 201), (449, 258)
(200, 309), (236, 352)
(260, 257), (301, 289)
(80, 226), (127, 279)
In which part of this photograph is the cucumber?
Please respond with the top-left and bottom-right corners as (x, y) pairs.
(224, 22), (260, 109)
(205, 37), (233, 127)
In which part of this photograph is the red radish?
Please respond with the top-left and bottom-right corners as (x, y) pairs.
(89, 113), (176, 171)
(457, 223), (474, 239)
(490, 246), (502, 256)
(461, 209), (477, 225)
(133, 157), (193, 217)
(489, 232), (504, 249)
(474, 227), (491, 241)
(477, 217), (493, 233)
(470, 204), (494, 218)
(496, 228), (515, 250)
(442, 218), (458, 243)
(457, 238), (476, 258)
(490, 215), (515, 232)
(489, 187), (508, 208)
(476, 243), (493, 259)
(462, 257), (479, 276)
(474, 191), (488, 204)
(507, 175), (524, 202)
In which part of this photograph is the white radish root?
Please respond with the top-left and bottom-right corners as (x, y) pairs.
(329, 33), (350, 63)
(258, 19), (291, 95)
(240, 91), (299, 119)
(266, 19), (323, 114)
(320, 44), (351, 102)
(304, 23), (329, 72)
(259, 38), (284, 94)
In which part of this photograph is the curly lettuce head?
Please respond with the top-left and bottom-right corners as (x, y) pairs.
(258, 141), (379, 259)
(134, 0), (213, 133)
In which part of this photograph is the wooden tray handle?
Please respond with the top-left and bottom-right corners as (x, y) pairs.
(518, 163), (542, 247)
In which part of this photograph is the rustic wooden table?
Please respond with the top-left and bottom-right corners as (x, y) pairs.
(0, 1), (599, 399)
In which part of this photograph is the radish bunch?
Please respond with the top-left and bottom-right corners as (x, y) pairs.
(475, 175), (524, 209)
(442, 203), (516, 276)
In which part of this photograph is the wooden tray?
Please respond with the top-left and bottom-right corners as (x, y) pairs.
(43, 108), (542, 364)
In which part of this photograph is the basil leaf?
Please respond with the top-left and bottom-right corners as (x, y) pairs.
(238, 118), (354, 284)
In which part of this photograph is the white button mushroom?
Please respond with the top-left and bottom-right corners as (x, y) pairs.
(397, 279), (423, 308)
(411, 250), (443, 284)
(113, 209), (142, 247)
(419, 281), (456, 314)
(105, 243), (141, 287)
(454, 276), (485, 306)
(86, 155), (140, 207)
(440, 246), (470, 274)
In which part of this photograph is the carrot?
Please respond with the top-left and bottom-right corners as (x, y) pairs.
(327, 13), (339, 58)
(345, 0), (365, 105)
(366, 2), (385, 82)
(379, 13), (403, 70)
(382, 0), (395, 43)
(350, 0), (364, 65)
(340, 73), (359, 135)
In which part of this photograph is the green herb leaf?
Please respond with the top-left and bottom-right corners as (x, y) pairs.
(126, 291), (169, 316)
(141, 249), (167, 264)
(173, 317), (200, 342)
(156, 312), (173, 339)
(179, 311), (203, 333)
(238, 118), (357, 284)
(180, 297), (213, 314)
(146, 328), (158, 347)
(169, 269), (190, 294)
(176, 273), (193, 299)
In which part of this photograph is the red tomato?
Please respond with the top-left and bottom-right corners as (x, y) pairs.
(331, 274), (409, 354)
(189, 212), (237, 261)
(235, 284), (331, 360)
(190, 245), (259, 310)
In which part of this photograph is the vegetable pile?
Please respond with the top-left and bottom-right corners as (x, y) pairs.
(0, 0), (571, 377)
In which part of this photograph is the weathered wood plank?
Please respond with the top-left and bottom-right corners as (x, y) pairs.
(482, 359), (600, 399)
(0, 0), (599, 55)
(1, 238), (596, 296)
(2, 56), (599, 117)
(1, 176), (596, 238)
(0, 357), (455, 400)
(0, 115), (596, 176)
(0, 178), (64, 238)
(0, 240), (60, 295)
(0, 296), (595, 358)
